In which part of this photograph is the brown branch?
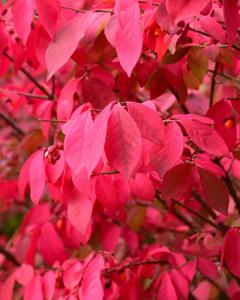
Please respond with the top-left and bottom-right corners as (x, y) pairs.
(18, 92), (50, 100)
(173, 200), (226, 233)
(37, 119), (66, 124)
(102, 257), (190, 276)
(4, 51), (53, 99)
(0, 111), (25, 136)
(207, 68), (240, 84)
(214, 159), (240, 212)
(61, 5), (113, 14)
(0, 246), (20, 266)
(91, 170), (120, 177)
(209, 62), (219, 106)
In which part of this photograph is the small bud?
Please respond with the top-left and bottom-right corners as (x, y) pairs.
(154, 27), (162, 37)
(224, 118), (235, 129)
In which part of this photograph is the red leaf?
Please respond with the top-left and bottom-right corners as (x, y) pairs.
(105, 104), (142, 177)
(114, 0), (143, 76)
(12, 0), (34, 44)
(166, 0), (208, 24)
(198, 258), (218, 279)
(180, 119), (229, 156)
(80, 255), (104, 300)
(83, 103), (112, 176)
(158, 273), (177, 300)
(170, 269), (189, 299)
(38, 222), (67, 265)
(223, 0), (239, 45)
(223, 228), (240, 278)
(29, 150), (46, 205)
(207, 100), (237, 151)
(0, 273), (16, 300)
(64, 110), (93, 175)
(42, 271), (55, 300)
(35, 0), (60, 38)
(162, 163), (196, 203)
(23, 274), (43, 300)
(127, 102), (164, 145)
(198, 167), (229, 215)
(150, 122), (184, 177)
(46, 12), (93, 78)
(67, 192), (94, 235)
(199, 16), (226, 44)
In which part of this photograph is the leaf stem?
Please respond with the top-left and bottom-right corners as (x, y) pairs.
(0, 246), (20, 266)
(0, 111), (25, 136)
(4, 51), (53, 99)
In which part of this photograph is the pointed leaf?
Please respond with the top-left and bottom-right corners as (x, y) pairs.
(68, 192), (94, 235)
(127, 102), (164, 145)
(150, 122), (184, 177)
(223, 228), (240, 278)
(114, 0), (143, 76)
(166, 0), (208, 24)
(105, 104), (142, 177)
(35, 0), (60, 37)
(80, 255), (104, 300)
(12, 0), (34, 44)
(223, 0), (239, 45)
(46, 12), (92, 78)
(180, 119), (229, 156)
(38, 222), (67, 265)
(198, 167), (229, 215)
(158, 273), (177, 300)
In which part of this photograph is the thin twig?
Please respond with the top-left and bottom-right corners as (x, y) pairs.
(0, 112), (25, 136)
(4, 51), (52, 99)
(0, 246), (20, 266)
(91, 170), (120, 177)
(61, 5), (113, 14)
(173, 200), (226, 233)
(209, 62), (219, 106)
(208, 68), (240, 84)
(37, 119), (66, 124)
(18, 92), (50, 100)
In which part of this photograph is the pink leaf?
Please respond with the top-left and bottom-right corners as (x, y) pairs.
(64, 110), (93, 175)
(166, 0), (208, 24)
(200, 16), (226, 44)
(15, 264), (33, 286)
(83, 103), (112, 177)
(199, 258), (218, 279)
(223, 0), (239, 45)
(223, 228), (240, 278)
(46, 12), (92, 79)
(67, 192), (94, 235)
(105, 103), (142, 177)
(57, 78), (79, 120)
(180, 119), (229, 156)
(114, 0), (143, 76)
(127, 102), (164, 145)
(198, 167), (229, 215)
(150, 122), (184, 177)
(42, 271), (55, 300)
(158, 273), (177, 300)
(0, 273), (16, 300)
(24, 274), (43, 300)
(35, 0), (60, 38)
(38, 222), (67, 265)
(12, 0), (34, 44)
(131, 173), (155, 201)
(162, 163), (196, 203)
(170, 269), (189, 299)
(29, 150), (46, 205)
(80, 255), (104, 300)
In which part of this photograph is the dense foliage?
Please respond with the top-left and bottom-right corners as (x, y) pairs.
(1, 0), (240, 299)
